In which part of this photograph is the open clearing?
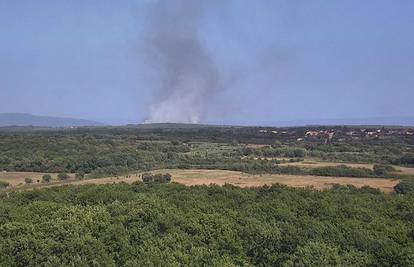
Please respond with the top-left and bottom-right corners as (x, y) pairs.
(1, 169), (399, 193)
(150, 169), (399, 192)
(0, 172), (75, 186)
(0, 172), (75, 188)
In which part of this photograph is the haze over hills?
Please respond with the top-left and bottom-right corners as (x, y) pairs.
(1, 113), (413, 129)
(0, 113), (105, 127)
(270, 117), (414, 127)
(211, 117), (414, 128)
(138, 118), (414, 128)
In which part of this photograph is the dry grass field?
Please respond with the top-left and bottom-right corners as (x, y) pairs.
(1, 169), (399, 193)
(150, 169), (399, 192)
(0, 171), (75, 188)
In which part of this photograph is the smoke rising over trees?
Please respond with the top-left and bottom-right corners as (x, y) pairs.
(143, 0), (219, 123)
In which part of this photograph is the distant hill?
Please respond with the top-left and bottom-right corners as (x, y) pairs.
(0, 113), (105, 127)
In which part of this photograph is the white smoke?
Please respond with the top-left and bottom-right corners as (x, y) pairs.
(143, 0), (218, 124)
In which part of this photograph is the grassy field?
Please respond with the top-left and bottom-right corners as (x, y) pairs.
(0, 169), (399, 193)
(150, 169), (399, 192)
(0, 172), (75, 188)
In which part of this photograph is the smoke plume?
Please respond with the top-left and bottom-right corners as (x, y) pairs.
(143, 0), (218, 123)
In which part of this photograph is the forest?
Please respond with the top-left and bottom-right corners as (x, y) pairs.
(0, 182), (413, 266)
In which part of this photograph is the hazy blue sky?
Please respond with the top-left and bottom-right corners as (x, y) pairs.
(1, 0), (413, 125)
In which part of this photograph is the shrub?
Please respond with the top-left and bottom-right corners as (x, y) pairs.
(293, 148), (306, 157)
(24, 177), (33, 184)
(171, 140), (181, 146)
(76, 171), (85, 180)
(373, 164), (396, 176)
(309, 165), (373, 178)
(394, 180), (414, 194)
(58, 173), (69, 181)
(142, 173), (172, 184)
(0, 180), (10, 188)
(42, 174), (52, 183)
(394, 154), (414, 165)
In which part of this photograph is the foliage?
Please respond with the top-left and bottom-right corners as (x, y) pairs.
(373, 164), (396, 176)
(284, 241), (372, 267)
(42, 174), (52, 183)
(309, 165), (374, 178)
(24, 177), (33, 184)
(0, 183), (413, 266)
(394, 154), (414, 166)
(57, 173), (69, 181)
(0, 180), (9, 188)
(240, 146), (307, 158)
(394, 180), (414, 195)
(0, 126), (412, 178)
(142, 173), (172, 184)
(0, 125), (413, 265)
(75, 171), (85, 180)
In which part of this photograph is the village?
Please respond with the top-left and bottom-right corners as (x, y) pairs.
(257, 126), (414, 144)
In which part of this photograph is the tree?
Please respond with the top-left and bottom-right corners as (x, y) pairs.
(399, 154), (414, 165)
(76, 172), (85, 180)
(373, 164), (395, 176)
(58, 173), (69, 181)
(285, 241), (342, 266)
(24, 177), (33, 184)
(293, 148), (306, 158)
(171, 140), (181, 146)
(394, 180), (414, 194)
(142, 173), (172, 184)
(42, 174), (52, 183)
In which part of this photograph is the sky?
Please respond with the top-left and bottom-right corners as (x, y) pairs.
(0, 0), (413, 125)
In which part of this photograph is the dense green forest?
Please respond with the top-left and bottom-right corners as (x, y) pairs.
(0, 183), (413, 266)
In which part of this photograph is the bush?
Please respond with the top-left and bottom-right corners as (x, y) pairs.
(171, 140), (181, 146)
(142, 173), (172, 184)
(373, 164), (396, 176)
(24, 177), (33, 184)
(75, 172), (85, 180)
(42, 174), (52, 183)
(58, 173), (69, 181)
(309, 165), (373, 178)
(394, 180), (414, 194)
(394, 154), (414, 165)
(0, 180), (10, 188)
